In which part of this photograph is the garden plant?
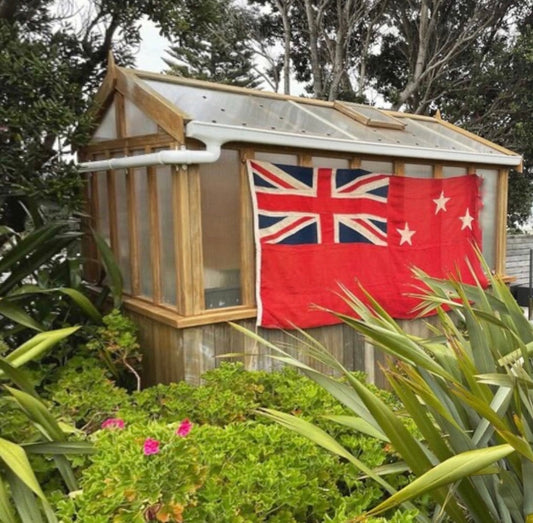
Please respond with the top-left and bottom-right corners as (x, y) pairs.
(232, 259), (533, 522)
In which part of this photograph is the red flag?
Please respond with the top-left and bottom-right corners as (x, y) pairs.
(248, 160), (486, 329)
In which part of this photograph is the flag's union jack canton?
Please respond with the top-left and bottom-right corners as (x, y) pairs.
(249, 161), (390, 246)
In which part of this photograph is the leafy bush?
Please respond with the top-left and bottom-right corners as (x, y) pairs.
(46, 362), (432, 521)
(117, 364), (351, 428)
(46, 354), (130, 433)
(54, 420), (417, 522)
(85, 309), (142, 391)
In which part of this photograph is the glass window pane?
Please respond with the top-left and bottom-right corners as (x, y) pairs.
(360, 160), (394, 174)
(443, 165), (468, 178)
(134, 167), (153, 298)
(114, 169), (131, 294)
(201, 149), (242, 309)
(255, 152), (298, 165)
(124, 98), (159, 136)
(404, 163), (433, 178)
(96, 172), (110, 243)
(312, 157), (350, 169)
(92, 101), (117, 141)
(157, 165), (177, 305)
(478, 169), (498, 269)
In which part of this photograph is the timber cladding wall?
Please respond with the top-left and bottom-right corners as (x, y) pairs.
(126, 310), (439, 388)
(506, 235), (533, 285)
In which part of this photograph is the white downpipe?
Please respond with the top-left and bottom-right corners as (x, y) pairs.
(77, 139), (222, 173)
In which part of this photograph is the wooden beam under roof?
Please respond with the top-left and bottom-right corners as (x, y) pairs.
(85, 53), (118, 129)
(114, 66), (188, 143)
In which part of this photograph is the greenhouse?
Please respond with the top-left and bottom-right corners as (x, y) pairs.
(79, 58), (523, 384)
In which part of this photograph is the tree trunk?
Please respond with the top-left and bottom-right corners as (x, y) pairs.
(0, 0), (17, 21)
(328, 0), (350, 100)
(275, 0), (293, 95)
(393, 0), (430, 109)
(303, 0), (325, 98)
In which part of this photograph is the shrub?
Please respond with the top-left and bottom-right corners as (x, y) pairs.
(86, 309), (142, 391)
(46, 354), (130, 432)
(117, 363), (354, 428)
(54, 420), (417, 522)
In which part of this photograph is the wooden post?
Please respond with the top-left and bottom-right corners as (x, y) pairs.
(127, 167), (140, 295)
(240, 149), (256, 307)
(187, 165), (205, 314)
(496, 169), (509, 275)
(394, 160), (405, 176)
(147, 162), (162, 304)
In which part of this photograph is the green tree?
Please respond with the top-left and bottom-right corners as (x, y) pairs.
(432, 11), (533, 228)
(163, 2), (260, 88)
(0, 0), (222, 227)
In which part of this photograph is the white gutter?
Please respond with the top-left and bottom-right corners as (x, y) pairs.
(77, 140), (222, 173)
(186, 121), (523, 168)
(77, 119), (522, 173)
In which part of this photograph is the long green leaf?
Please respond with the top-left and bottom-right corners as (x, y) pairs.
(324, 415), (389, 442)
(5, 387), (65, 441)
(57, 288), (101, 322)
(0, 358), (36, 396)
(0, 233), (79, 296)
(0, 222), (65, 274)
(451, 385), (533, 461)
(258, 408), (431, 522)
(92, 229), (122, 308)
(22, 441), (95, 455)
(258, 409), (396, 493)
(0, 478), (17, 523)
(365, 444), (514, 518)
(6, 470), (44, 523)
(4, 287), (101, 323)
(0, 300), (43, 331)
(0, 438), (45, 500)
(53, 455), (77, 492)
(338, 314), (455, 381)
(4, 326), (79, 372)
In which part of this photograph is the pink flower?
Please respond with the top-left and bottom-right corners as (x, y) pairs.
(101, 418), (125, 430)
(176, 419), (193, 437)
(143, 438), (160, 455)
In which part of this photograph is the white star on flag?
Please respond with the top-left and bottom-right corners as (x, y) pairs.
(433, 191), (450, 214)
(397, 222), (415, 245)
(459, 208), (474, 230)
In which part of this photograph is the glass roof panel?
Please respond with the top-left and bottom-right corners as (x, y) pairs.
(299, 104), (383, 142)
(146, 80), (353, 139)
(145, 78), (505, 157)
(403, 119), (500, 154)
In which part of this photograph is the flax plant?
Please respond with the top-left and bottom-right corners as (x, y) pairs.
(232, 262), (533, 522)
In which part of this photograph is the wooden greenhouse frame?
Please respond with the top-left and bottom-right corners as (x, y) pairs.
(79, 58), (523, 385)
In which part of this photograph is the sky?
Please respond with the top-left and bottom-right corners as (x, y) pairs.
(134, 18), (172, 73)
